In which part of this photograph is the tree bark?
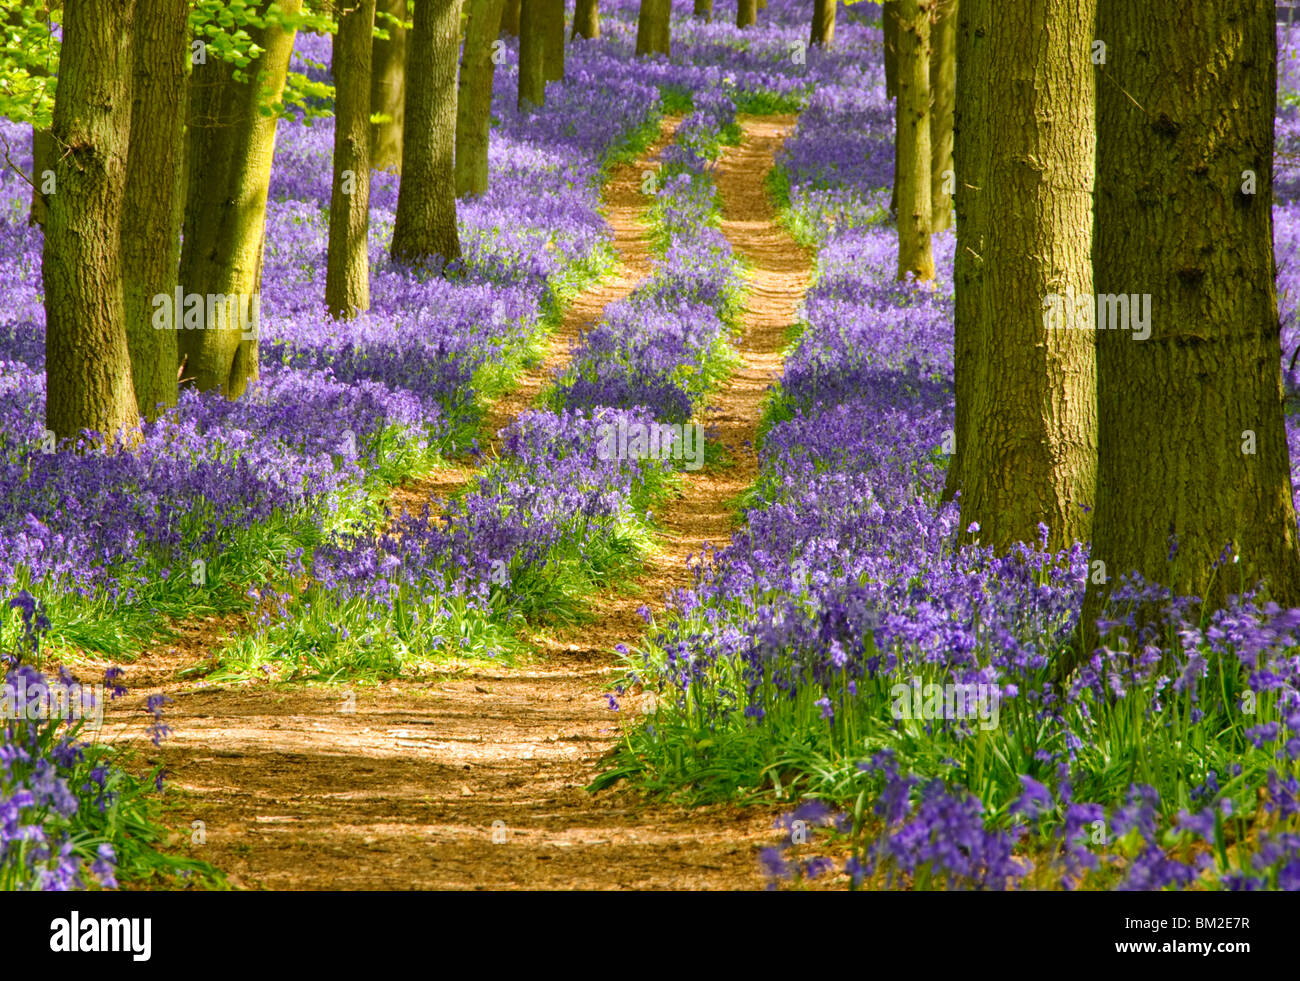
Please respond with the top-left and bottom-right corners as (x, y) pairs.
(573, 0), (599, 39)
(43, 0), (140, 444)
(543, 0), (565, 81)
(518, 0), (545, 109)
(811, 0), (835, 46)
(390, 0), (462, 266)
(957, 0), (1096, 554)
(328, 0), (376, 319)
(178, 0), (302, 399)
(501, 0), (521, 35)
(942, 0), (988, 504)
(894, 0), (933, 282)
(637, 0), (671, 55)
(121, 0), (188, 420)
(737, 0), (757, 29)
(929, 0), (955, 233)
(694, 0), (712, 21)
(370, 0), (407, 172)
(456, 0), (504, 198)
(885, 0), (899, 214)
(1080, 0), (1300, 655)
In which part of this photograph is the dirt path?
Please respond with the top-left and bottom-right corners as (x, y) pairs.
(112, 115), (812, 890)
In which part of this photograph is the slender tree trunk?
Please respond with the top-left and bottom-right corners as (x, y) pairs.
(885, 0), (899, 214)
(370, 0), (407, 172)
(501, 0), (521, 35)
(694, 0), (712, 21)
(456, 0), (504, 197)
(178, 1), (301, 399)
(894, 0), (933, 282)
(811, 0), (835, 46)
(637, 0), (671, 55)
(1079, 0), (1300, 657)
(543, 0), (565, 81)
(929, 0), (955, 233)
(957, 0), (1096, 554)
(328, 0), (376, 319)
(390, 0), (462, 266)
(43, 0), (140, 444)
(121, 0), (188, 420)
(574, 0), (599, 39)
(941, 0), (988, 504)
(518, 0), (545, 109)
(737, 0), (757, 29)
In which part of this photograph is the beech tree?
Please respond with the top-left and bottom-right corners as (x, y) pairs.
(894, 0), (932, 282)
(811, 0), (835, 47)
(543, 0), (564, 81)
(390, 0), (462, 265)
(636, 0), (671, 56)
(43, 0), (140, 443)
(501, 0), (520, 36)
(929, 0), (955, 232)
(327, 0), (376, 318)
(456, 0), (505, 197)
(574, 0), (599, 39)
(1080, 0), (1300, 650)
(369, 0), (406, 172)
(518, 0), (545, 108)
(737, 0), (757, 29)
(693, 0), (712, 21)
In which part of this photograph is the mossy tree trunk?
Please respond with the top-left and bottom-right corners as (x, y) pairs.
(178, 0), (302, 399)
(501, 0), (521, 36)
(811, 0), (835, 46)
(370, 0), (407, 172)
(120, 0), (188, 420)
(929, 0), (955, 232)
(957, 0), (1097, 553)
(1079, 0), (1300, 658)
(390, 0), (462, 267)
(518, 0), (545, 108)
(327, 0), (376, 319)
(574, 0), (599, 39)
(693, 0), (712, 21)
(636, 0), (671, 55)
(456, 0), (504, 198)
(542, 0), (565, 81)
(894, 0), (933, 282)
(43, 0), (140, 444)
(737, 0), (757, 29)
(884, 0), (899, 214)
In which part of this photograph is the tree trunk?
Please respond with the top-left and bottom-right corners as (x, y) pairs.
(328, 0), (376, 319)
(894, 0), (933, 282)
(1080, 0), (1300, 655)
(941, 0), (988, 504)
(121, 0), (188, 420)
(574, 0), (599, 39)
(370, 0), (407, 173)
(737, 0), (757, 29)
(811, 0), (835, 46)
(43, 0), (140, 444)
(884, 1), (898, 214)
(518, 0), (545, 109)
(694, 0), (712, 21)
(390, 0), (462, 266)
(637, 0), (671, 55)
(929, 0), (955, 233)
(957, 0), (1096, 554)
(543, 0), (565, 81)
(456, 0), (504, 197)
(178, 0), (301, 399)
(501, 0), (521, 35)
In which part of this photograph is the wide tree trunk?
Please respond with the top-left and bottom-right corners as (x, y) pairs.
(178, 0), (302, 399)
(543, 0), (565, 81)
(120, 0), (188, 421)
(894, 0), (933, 282)
(328, 0), (376, 319)
(694, 0), (712, 21)
(957, 0), (1096, 553)
(637, 0), (671, 55)
(574, 0), (599, 39)
(43, 0), (140, 444)
(456, 0), (505, 198)
(929, 0), (955, 233)
(811, 0), (835, 46)
(1080, 0), (1300, 655)
(370, 0), (407, 172)
(390, 0), (462, 266)
(518, 0), (545, 109)
(737, 0), (757, 29)
(941, 0), (988, 503)
(501, 0), (521, 35)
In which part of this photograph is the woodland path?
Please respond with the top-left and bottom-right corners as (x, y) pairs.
(111, 115), (812, 890)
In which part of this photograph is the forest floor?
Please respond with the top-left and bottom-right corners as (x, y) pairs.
(105, 115), (813, 890)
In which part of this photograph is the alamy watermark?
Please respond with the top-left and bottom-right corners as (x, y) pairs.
(152, 288), (260, 340)
(1, 677), (104, 730)
(891, 679), (1001, 731)
(1042, 284), (1151, 340)
(596, 418), (705, 471)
